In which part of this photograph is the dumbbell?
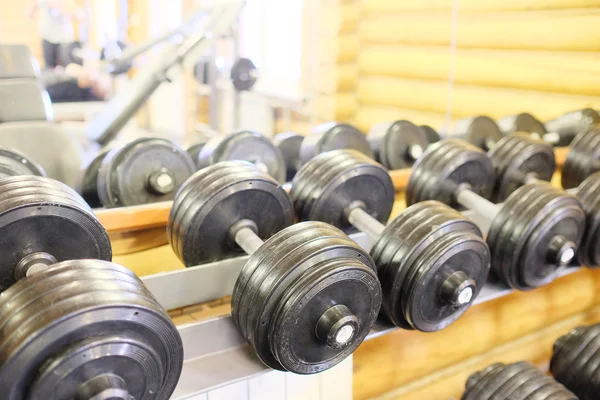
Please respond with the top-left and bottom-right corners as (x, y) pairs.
(291, 150), (490, 331)
(273, 131), (304, 181)
(186, 142), (207, 170)
(488, 133), (600, 268)
(367, 120), (431, 169)
(463, 361), (577, 400)
(561, 128), (600, 190)
(407, 139), (586, 290)
(0, 175), (183, 398)
(231, 57), (258, 91)
(498, 109), (600, 147)
(81, 137), (196, 208)
(450, 115), (504, 151)
(168, 161), (381, 374)
(551, 324), (600, 400)
(197, 131), (286, 183)
(419, 125), (441, 144)
(0, 147), (46, 178)
(297, 122), (373, 168)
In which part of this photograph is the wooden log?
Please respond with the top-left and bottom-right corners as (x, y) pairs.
(353, 268), (600, 399)
(359, 46), (600, 97)
(318, 33), (359, 64)
(360, 9), (600, 51)
(316, 63), (358, 93)
(312, 92), (357, 120)
(354, 105), (451, 133)
(358, 76), (600, 120)
(362, 0), (600, 13)
(318, 2), (359, 34)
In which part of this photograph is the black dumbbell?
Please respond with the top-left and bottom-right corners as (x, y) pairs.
(168, 161), (381, 374)
(546, 108), (600, 146)
(407, 139), (586, 290)
(186, 142), (207, 170)
(367, 120), (431, 169)
(488, 134), (600, 268)
(498, 110), (600, 147)
(551, 324), (600, 400)
(0, 175), (183, 398)
(450, 115), (504, 151)
(82, 137), (196, 208)
(420, 125), (441, 144)
(298, 122), (373, 168)
(291, 150), (490, 331)
(463, 361), (577, 400)
(0, 147), (46, 178)
(561, 128), (600, 190)
(197, 131), (286, 183)
(231, 58), (258, 91)
(273, 131), (304, 181)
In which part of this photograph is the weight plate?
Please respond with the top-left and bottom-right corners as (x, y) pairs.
(497, 112), (547, 136)
(291, 150), (394, 233)
(0, 147), (46, 178)
(420, 125), (441, 144)
(186, 142), (207, 170)
(58, 41), (83, 66)
(0, 259), (182, 400)
(488, 133), (556, 202)
(372, 201), (489, 331)
(232, 221), (380, 374)
(197, 131), (286, 183)
(406, 139), (495, 208)
(97, 137), (196, 208)
(231, 58), (258, 91)
(168, 161), (293, 266)
(273, 131), (304, 181)
(562, 128), (600, 189)
(546, 108), (600, 147)
(368, 120), (429, 169)
(298, 122), (373, 168)
(452, 116), (504, 151)
(80, 149), (109, 208)
(0, 176), (111, 292)
(463, 362), (576, 400)
(551, 324), (600, 400)
(487, 182), (585, 290)
(577, 172), (600, 267)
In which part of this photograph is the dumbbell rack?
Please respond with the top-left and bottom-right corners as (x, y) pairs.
(88, 146), (572, 398)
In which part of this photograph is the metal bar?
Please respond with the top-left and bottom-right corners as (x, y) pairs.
(456, 188), (501, 218)
(234, 227), (264, 255)
(347, 207), (386, 239)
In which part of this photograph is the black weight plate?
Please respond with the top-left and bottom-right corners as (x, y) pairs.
(298, 122), (373, 167)
(168, 162), (293, 266)
(97, 137), (195, 208)
(233, 221), (380, 374)
(463, 362), (576, 400)
(57, 41), (83, 66)
(487, 183), (585, 290)
(0, 147), (46, 178)
(546, 108), (600, 147)
(231, 58), (257, 91)
(198, 131), (286, 183)
(488, 134), (556, 202)
(373, 201), (488, 331)
(233, 222), (341, 340)
(291, 150), (394, 233)
(273, 131), (304, 181)
(420, 125), (441, 144)
(80, 149), (109, 208)
(497, 112), (547, 136)
(186, 142), (207, 170)
(562, 128), (600, 189)
(406, 139), (495, 208)
(368, 120), (429, 169)
(0, 260), (182, 400)
(551, 324), (600, 399)
(0, 176), (111, 292)
(577, 172), (600, 267)
(167, 162), (251, 260)
(452, 116), (504, 151)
